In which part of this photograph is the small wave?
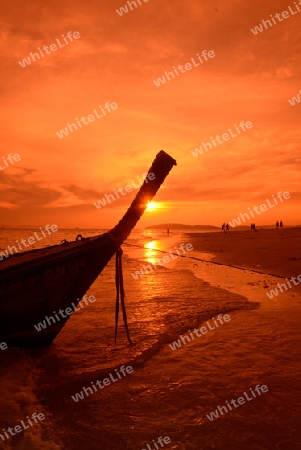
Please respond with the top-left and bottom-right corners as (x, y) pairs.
(0, 350), (62, 449)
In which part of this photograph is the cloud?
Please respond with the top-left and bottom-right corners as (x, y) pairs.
(0, 0), (300, 226)
(62, 184), (103, 201)
(0, 168), (62, 207)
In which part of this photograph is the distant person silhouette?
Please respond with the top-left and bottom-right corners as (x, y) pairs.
(280, 221), (283, 228)
(226, 223), (230, 232)
(167, 228), (170, 235)
(221, 223), (225, 233)
(276, 221), (279, 229)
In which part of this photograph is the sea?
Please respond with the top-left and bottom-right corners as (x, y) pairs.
(0, 228), (300, 450)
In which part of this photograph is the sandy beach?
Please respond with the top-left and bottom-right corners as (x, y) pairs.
(0, 227), (301, 450)
(186, 227), (301, 278)
(2, 0), (301, 447)
(0, 202), (296, 450)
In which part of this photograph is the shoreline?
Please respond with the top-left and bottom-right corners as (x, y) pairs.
(184, 227), (301, 278)
(1, 229), (300, 449)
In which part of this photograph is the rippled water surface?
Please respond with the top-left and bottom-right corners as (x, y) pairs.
(0, 228), (300, 449)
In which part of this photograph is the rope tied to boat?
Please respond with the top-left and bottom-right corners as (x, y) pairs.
(114, 247), (133, 345)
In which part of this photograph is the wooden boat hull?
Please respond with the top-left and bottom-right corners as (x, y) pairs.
(0, 150), (177, 347)
(0, 234), (115, 346)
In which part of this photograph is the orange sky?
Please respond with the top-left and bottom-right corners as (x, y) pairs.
(1, 0), (300, 228)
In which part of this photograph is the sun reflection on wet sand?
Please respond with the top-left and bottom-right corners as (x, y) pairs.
(144, 240), (165, 266)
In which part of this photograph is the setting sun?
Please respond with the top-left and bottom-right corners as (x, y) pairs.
(1, 1), (301, 448)
(146, 201), (158, 211)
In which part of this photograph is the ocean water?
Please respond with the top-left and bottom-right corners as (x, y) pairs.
(0, 228), (300, 450)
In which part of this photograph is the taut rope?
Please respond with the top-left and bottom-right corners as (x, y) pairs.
(114, 247), (133, 345)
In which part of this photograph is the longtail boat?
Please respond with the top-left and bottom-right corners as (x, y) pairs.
(0, 150), (176, 347)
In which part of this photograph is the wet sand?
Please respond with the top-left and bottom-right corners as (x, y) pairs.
(1, 229), (301, 449)
(30, 231), (301, 449)
(177, 228), (301, 448)
(186, 227), (301, 277)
